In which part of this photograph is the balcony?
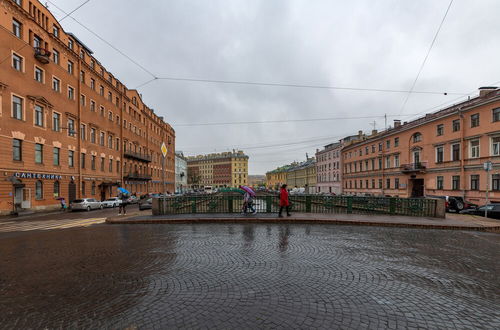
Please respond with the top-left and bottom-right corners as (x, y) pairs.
(34, 47), (51, 64)
(123, 151), (152, 163)
(124, 172), (152, 181)
(400, 162), (427, 174)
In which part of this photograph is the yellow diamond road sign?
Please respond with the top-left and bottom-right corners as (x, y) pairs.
(161, 142), (167, 157)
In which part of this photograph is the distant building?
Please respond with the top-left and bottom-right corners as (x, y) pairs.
(266, 156), (316, 193)
(187, 150), (248, 188)
(248, 175), (266, 187)
(342, 87), (500, 204)
(175, 151), (188, 193)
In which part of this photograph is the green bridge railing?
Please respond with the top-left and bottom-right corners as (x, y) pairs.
(153, 193), (443, 218)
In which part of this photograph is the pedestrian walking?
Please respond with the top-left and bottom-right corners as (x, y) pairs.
(242, 191), (257, 215)
(59, 198), (67, 211)
(278, 184), (291, 218)
(118, 189), (129, 215)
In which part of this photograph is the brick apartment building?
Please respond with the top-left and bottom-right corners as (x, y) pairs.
(342, 87), (500, 205)
(187, 151), (248, 189)
(0, 0), (175, 214)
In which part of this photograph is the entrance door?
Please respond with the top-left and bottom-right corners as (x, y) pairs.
(411, 179), (424, 197)
(21, 188), (31, 208)
(413, 150), (421, 165)
(100, 188), (106, 201)
(68, 181), (76, 203)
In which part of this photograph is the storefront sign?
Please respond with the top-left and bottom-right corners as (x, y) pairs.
(15, 172), (63, 180)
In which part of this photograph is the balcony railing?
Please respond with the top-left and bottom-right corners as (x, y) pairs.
(123, 151), (152, 163)
(124, 172), (152, 181)
(34, 47), (51, 64)
(400, 162), (427, 174)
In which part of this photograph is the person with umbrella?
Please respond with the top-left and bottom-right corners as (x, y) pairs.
(117, 187), (130, 215)
(239, 185), (257, 215)
(278, 184), (291, 218)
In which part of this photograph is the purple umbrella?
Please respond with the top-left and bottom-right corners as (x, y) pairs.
(240, 185), (256, 197)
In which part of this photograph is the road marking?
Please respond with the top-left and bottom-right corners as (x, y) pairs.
(0, 217), (107, 233)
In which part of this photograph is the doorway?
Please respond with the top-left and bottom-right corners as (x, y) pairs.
(68, 181), (76, 202)
(410, 179), (424, 197)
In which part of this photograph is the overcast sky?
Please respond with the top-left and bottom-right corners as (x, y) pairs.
(47, 0), (500, 174)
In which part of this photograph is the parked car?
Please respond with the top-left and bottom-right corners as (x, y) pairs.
(426, 195), (476, 212)
(127, 195), (139, 204)
(70, 198), (103, 211)
(138, 197), (153, 210)
(101, 197), (122, 208)
(460, 203), (500, 219)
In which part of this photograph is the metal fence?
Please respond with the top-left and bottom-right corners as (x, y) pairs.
(154, 193), (442, 217)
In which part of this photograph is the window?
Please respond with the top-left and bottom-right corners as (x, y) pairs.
(100, 157), (105, 171)
(52, 77), (60, 92)
(90, 128), (96, 143)
(109, 159), (113, 172)
(81, 153), (86, 169)
(68, 86), (74, 100)
(100, 106), (105, 116)
(80, 124), (86, 141)
(108, 111), (113, 121)
(412, 133), (422, 143)
(385, 156), (391, 169)
(436, 146), (444, 163)
(452, 176), (460, 190)
(371, 145), (375, 153)
(80, 70), (85, 83)
(470, 140), (480, 158)
(492, 137), (500, 156)
(378, 158), (382, 170)
(471, 114), (479, 128)
(12, 95), (23, 120)
(395, 178), (399, 189)
(378, 143), (382, 151)
(451, 143), (460, 161)
(452, 119), (460, 132)
(386, 140), (390, 149)
(116, 160), (120, 173)
(100, 132), (105, 146)
(33, 35), (41, 48)
(108, 91), (112, 101)
(53, 147), (60, 165)
(90, 78), (95, 90)
(91, 155), (96, 170)
(80, 94), (86, 106)
(378, 179), (382, 189)
(68, 150), (74, 167)
(52, 25), (59, 38)
(116, 138), (120, 151)
(386, 178), (390, 189)
(493, 174), (500, 191)
(35, 143), (43, 163)
(108, 135), (113, 148)
(91, 181), (96, 195)
(52, 112), (60, 131)
(53, 49), (59, 64)
(99, 85), (104, 96)
(68, 38), (74, 50)
(12, 53), (23, 71)
(437, 176), (444, 190)
(13, 139), (22, 161)
(394, 154), (400, 167)
(12, 19), (22, 38)
(53, 181), (60, 198)
(90, 59), (95, 69)
(394, 137), (399, 147)
(34, 105), (44, 127)
(436, 124), (444, 136)
(67, 60), (73, 74)
(35, 181), (43, 200)
(66, 119), (75, 137)
(470, 175), (479, 190)
(493, 108), (500, 122)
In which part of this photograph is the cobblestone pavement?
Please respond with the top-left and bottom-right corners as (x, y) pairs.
(0, 217), (106, 232)
(0, 224), (499, 329)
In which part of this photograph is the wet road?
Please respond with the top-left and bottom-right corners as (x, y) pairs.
(0, 223), (499, 329)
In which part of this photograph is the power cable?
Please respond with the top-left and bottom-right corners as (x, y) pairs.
(59, 0), (91, 22)
(136, 75), (466, 95)
(46, 0), (158, 79)
(399, 0), (454, 115)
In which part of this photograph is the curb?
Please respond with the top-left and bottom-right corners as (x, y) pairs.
(105, 217), (500, 233)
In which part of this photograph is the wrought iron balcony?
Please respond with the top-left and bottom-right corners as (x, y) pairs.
(34, 47), (51, 64)
(400, 162), (427, 174)
(123, 172), (152, 181)
(123, 151), (152, 163)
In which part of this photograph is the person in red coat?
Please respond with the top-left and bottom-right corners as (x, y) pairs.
(278, 184), (291, 217)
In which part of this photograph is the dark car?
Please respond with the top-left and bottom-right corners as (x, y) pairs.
(426, 195), (476, 212)
(460, 204), (500, 219)
(138, 197), (153, 210)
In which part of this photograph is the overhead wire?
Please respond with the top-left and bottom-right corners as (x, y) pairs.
(399, 0), (454, 115)
(58, 0), (91, 22)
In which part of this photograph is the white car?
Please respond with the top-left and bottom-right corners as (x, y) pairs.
(70, 198), (103, 211)
(101, 197), (122, 208)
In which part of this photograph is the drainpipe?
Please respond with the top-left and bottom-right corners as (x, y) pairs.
(459, 108), (466, 200)
(77, 51), (82, 198)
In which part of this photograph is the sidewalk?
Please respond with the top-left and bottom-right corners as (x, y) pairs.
(107, 212), (500, 232)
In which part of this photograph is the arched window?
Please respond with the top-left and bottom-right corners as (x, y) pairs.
(35, 180), (43, 200)
(53, 181), (60, 198)
(91, 181), (96, 195)
(412, 132), (422, 143)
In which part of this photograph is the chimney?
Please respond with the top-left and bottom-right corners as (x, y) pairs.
(394, 119), (401, 128)
(358, 130), (363, 137)
(479, 86), (498, 98)
(371, 129), (378, 135)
